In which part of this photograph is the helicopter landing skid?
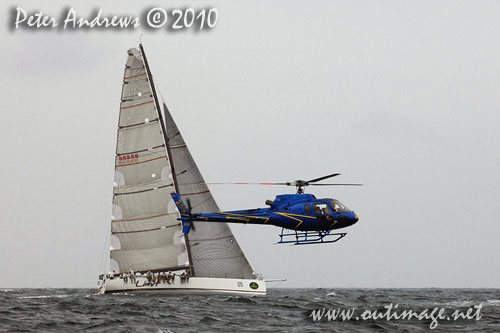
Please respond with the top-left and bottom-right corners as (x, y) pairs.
(278, 229), (347, 245)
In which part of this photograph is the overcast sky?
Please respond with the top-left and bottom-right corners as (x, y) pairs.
(1, 1), (499, 288)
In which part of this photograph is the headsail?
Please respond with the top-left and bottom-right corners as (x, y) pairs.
(162, 103), (256, 279)
(109, 48), (189, 274)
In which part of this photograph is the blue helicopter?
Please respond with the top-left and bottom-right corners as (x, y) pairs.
(171, 173), (361, 245)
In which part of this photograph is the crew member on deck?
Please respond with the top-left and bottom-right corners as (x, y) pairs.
(129, 270), (136, 283)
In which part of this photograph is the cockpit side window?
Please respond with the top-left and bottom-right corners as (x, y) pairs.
(304, 204), (311, 214)
(312, 203), (332, 215)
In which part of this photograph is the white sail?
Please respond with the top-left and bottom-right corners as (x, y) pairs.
(109, 49), (188, 273)
(107, 46), (257, 280)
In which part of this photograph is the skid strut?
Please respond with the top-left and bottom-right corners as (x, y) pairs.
(278, 228), (347, 245)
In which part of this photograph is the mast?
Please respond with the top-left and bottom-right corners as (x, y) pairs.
(139, 43), (195, 276)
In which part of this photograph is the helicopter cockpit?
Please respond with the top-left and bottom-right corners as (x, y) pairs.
(328, 199), (352, 214)
(305, 199), (353, 216)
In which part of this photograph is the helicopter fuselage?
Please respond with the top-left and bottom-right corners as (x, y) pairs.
(172, 193), (358, 232)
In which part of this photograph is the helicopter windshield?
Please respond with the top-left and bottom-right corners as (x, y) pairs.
(312, 203), (332, 215)
(329, 200), (351, 214)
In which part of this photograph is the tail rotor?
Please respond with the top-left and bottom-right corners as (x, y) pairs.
(170, 193), (193, 234)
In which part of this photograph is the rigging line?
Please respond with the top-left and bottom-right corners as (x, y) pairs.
(154, 77), (167, 106)
(98, 230), (110, 275)
(236, 221), (247, 234)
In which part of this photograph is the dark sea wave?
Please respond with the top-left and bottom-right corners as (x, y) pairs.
(1, 288), (499, 332)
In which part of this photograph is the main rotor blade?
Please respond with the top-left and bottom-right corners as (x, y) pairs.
(308, 183), (363, 186)
(207, 182), (289, 185)
(305, 173), (341, 184)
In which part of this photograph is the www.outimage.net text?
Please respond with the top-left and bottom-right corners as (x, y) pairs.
(309, 303), (482, 329)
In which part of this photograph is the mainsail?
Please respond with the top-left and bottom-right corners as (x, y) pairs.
(109, 46), (256, 279)
(109, 48), (188, 273)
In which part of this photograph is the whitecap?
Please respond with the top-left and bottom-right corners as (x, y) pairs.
(17, 294), (72, 299)
(486, 300), (500, 306)
(442, 300), (474, 307)
(111, 292), (134, 296)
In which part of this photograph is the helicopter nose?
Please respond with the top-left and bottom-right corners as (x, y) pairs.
(353, 213), (359, 223)
(337, 212), (358, 226)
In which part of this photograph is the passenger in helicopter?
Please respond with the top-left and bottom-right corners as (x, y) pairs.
(313, 203), (332, 215)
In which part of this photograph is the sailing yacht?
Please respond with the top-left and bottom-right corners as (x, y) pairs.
(97, 45), (266, 296)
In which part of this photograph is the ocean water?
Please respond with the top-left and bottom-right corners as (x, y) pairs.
(1, 288), (499, 332)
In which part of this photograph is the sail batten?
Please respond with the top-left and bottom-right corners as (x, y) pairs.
(117, 144), (165, 156)
(112, 224), (180, 235)
(119, 118), (160, 129)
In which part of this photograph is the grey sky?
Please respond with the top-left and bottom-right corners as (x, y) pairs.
(1, 1), (499, 288)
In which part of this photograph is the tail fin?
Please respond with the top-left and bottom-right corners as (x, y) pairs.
(170, 193), (192, 234)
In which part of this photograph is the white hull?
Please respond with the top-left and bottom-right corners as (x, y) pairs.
(100, 276), (266, 296)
